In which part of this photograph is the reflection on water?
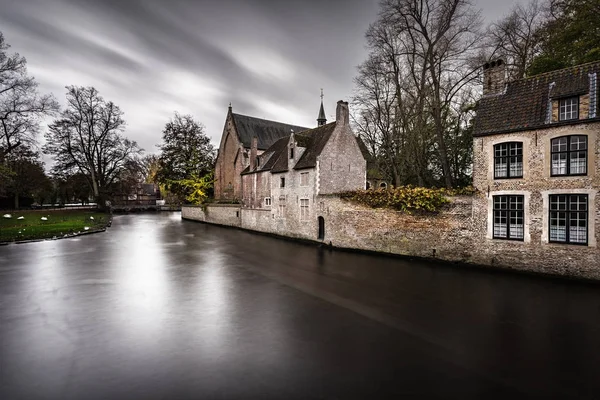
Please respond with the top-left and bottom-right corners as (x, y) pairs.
(0, 212), (599, 399)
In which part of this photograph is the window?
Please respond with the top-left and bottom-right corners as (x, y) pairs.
(264, 197), (271, 206)
(300, 199), (309, 220)
(551, 135), (587, 176)
(494, 142), (523, 178)
(290, 147), (294, 159)
(493, 195), (524, 240)
(280, 177), (285, 188)
(300, 172), (309, 187)
(549, 194), (588, 245)
(278, 203), (286, 218)
(559, 97), (579, 121)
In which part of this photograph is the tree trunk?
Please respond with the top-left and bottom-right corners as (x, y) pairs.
(14, 192), (19, 209)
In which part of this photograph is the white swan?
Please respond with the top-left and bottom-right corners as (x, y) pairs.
(41, 217), (48, 221)
(17, 216), (24, 220)
(3, 214), (11, 218)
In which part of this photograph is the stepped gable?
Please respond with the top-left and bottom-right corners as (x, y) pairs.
(473, 61), (600, 136)
(231, 113), (309, 150)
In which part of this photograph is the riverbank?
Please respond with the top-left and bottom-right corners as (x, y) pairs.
(182, 196), (600, 281)
(0, 210), (109, 243)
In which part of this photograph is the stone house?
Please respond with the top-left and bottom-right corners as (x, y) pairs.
(472, 60), (599, 271)
(214, 105), (308, 200)
(240, 100), (366, 239)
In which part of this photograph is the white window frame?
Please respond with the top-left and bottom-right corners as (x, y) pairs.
(487, 191), (531, 243)
(542, 189), (596, 247)
(300, 172), (309, 187)
(300, 198), (309, 221)
(559, 96), (579, 121)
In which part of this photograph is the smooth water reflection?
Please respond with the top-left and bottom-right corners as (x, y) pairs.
(1, 212), (599, 399)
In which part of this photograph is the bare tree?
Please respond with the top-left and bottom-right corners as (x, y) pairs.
(486, 0), (546, 79)
(354, 0), (482, 188)
(0, 32), (59, 158)
(44, 86), (141, 207)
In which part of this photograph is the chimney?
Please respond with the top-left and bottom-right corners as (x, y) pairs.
(483, 59), (506, 96)
(336, 100), (349, 126)
(250, 136), (258, 170)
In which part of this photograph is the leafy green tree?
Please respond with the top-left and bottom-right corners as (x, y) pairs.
(156, 113), (215, 202)
(528, 0), (600, 75)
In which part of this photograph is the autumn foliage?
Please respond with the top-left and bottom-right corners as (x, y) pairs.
(339, 186), (475, 213)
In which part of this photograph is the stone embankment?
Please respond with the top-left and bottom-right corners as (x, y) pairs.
(183, 196), (600, 281)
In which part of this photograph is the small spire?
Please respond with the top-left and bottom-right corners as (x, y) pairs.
(228, 102), (232, 111)
(317, 89), (327, 126)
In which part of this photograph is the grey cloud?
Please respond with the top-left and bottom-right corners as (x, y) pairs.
(0, 0), (522, 164)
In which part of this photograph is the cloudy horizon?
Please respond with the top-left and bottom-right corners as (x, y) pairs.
(0, 0), (523, 162)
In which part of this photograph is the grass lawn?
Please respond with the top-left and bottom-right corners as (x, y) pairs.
(0, 210), (108, 242)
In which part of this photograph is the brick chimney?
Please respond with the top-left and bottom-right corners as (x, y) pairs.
(250, 136), (257, 170)
(483, 59), (506, 96)
(336, 100), (349, 126)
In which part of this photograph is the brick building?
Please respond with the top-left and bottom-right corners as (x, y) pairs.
(214, 105), (308, 200)
(472, 60), (599, 270)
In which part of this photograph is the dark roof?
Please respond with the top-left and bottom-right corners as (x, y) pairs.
(473, 61), (600, 136)
(317, 100), (327, 124)
(293, 122), (337, 170)
(241, 122), (338, 174)
(231, 113), (309, 150)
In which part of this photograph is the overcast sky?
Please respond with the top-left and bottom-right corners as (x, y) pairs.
(0, 0), (524, 159)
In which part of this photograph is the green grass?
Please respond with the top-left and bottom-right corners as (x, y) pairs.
(0, 210), (108, 242)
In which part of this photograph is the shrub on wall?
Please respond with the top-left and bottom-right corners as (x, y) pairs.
(339, 186), (456, 213)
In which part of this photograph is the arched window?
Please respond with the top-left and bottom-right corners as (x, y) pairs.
(551, 135), (587, 176)
(494, 142), (523, 178)
(379, 182), (387, 189)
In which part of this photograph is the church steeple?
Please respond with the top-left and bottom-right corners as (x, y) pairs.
(317, 88), (327, 126)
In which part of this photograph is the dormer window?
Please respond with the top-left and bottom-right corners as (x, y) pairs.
(289, 147), (294, 159)
(494, 142), (523, 178)
(559, 97), (579, 121)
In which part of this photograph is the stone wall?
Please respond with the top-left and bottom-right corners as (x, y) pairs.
(182, 204), (241, 227)
(183, 190), (600, 280)
(472, 121), (600, 279)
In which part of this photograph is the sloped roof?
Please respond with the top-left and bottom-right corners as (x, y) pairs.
(241, 122), (338, 174)
(292, 122), (336, 170)
(231, 113), (309, 150)
(473, 61), (600, 137)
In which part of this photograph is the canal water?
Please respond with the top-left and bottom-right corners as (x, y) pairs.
(1, 213), (598, 399)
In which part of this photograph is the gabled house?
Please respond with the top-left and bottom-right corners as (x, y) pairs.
(240, 100), (366, 233)
(214, 106), (308, 201)
(472, 60), (599, 261)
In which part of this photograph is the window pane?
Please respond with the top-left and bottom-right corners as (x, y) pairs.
(495, 158), (507, 178)
(569, 152), (586, 174)
(570, 136), (587, 151)
(551, 153), (567, 175)
(552, 137), (567, 152)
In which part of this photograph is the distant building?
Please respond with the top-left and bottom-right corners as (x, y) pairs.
(473, 60), (599, 259)
(240, 101), (366, 221)
(214, 106), (308, 201)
